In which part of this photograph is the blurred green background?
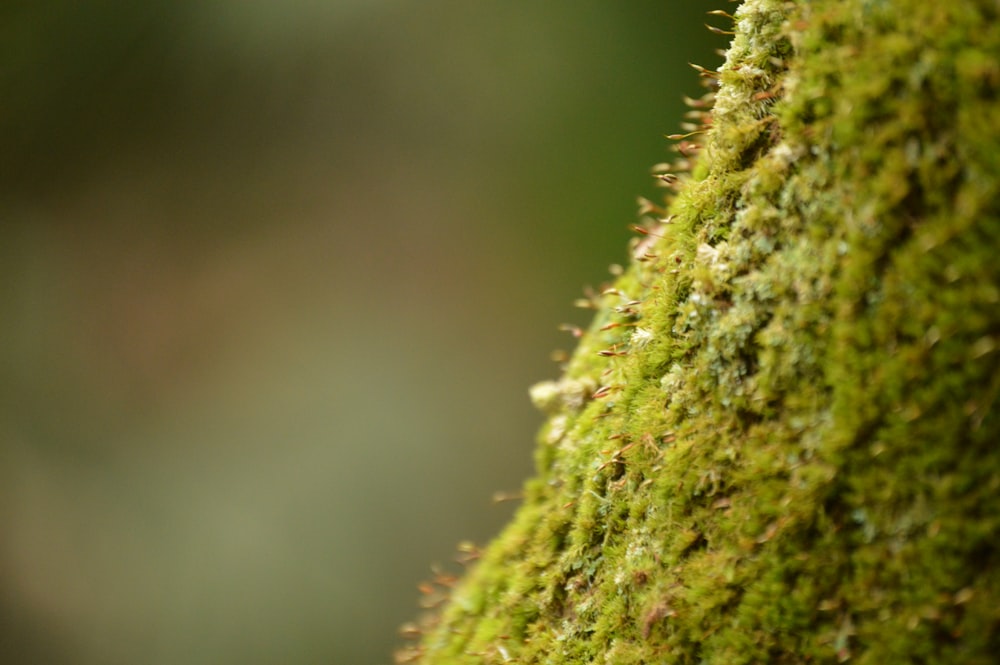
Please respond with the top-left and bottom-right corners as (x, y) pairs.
(0, 1), (720, 663)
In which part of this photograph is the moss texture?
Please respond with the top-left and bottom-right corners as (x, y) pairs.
(401, 0), (1000, 662)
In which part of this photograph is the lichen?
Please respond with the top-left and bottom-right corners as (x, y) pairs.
(402, 1), (1000, 662)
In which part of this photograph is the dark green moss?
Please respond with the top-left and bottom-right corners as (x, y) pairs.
(406, 1), (1000, 662)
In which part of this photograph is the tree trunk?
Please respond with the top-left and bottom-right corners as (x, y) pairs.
(402, 0), (1000, 662)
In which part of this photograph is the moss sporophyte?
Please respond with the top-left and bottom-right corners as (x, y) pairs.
(398, 1), (1000, 663)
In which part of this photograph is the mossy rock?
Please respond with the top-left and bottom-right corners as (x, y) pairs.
(402, 1), (1000, 662)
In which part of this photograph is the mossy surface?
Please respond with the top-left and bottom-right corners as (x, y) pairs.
(405, 1), (1000, 662)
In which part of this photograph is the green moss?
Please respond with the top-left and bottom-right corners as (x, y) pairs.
(404, 0), (1000, 662)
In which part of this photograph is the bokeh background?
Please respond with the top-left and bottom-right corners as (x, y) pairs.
(0, 2), (720, 663)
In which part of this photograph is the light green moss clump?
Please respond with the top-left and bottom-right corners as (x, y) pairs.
(402, 0), (1000, 662)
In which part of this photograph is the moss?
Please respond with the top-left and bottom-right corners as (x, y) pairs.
(403, 0), (1000, 663)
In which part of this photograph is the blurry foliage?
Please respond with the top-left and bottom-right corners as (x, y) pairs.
(1, 1), (184, 196)
(1, 1), (720, 664)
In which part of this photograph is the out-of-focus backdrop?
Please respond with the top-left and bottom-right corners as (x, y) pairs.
(0, 2), (720, 663)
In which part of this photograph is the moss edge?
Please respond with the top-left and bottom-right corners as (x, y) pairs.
(403, 1), (1000, 662)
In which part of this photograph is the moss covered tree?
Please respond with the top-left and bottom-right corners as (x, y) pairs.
(399, 1), (1000, 662)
